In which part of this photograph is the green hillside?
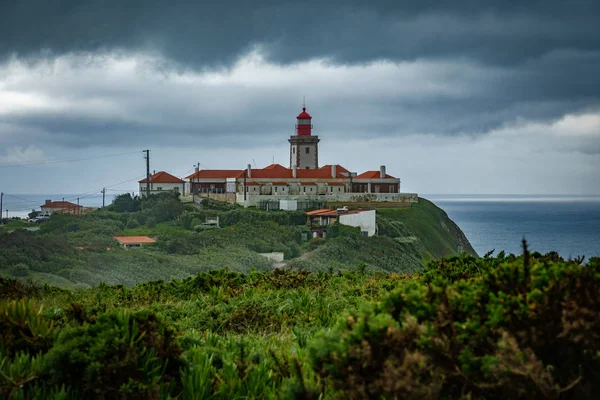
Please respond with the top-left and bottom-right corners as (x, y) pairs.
(377, 197), (477, 260)
(0, 194), (476, 288)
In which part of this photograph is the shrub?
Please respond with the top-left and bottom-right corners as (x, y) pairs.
(146, 216), (157, 227)
(10, 263), (30, 277)
(309, 251), (600, 399)
(44, 310), (182, 398)
(126, 218), (140, 229)
(0, 299), (55, 357)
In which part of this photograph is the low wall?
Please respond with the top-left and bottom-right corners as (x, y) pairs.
(259, 252), (285, 262)
(196, 193), (237, 204)
(236, 193), (418, 207)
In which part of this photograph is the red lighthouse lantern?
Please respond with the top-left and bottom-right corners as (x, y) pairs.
(296, 107), (312, 136)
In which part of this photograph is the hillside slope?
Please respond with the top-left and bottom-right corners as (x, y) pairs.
(292, 197), (477, 273)
(377, 197), (477, 261)
(0, 195), (476, 287)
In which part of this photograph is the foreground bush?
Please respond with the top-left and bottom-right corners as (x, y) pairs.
(1, 248), (599, 398)
(310, 245), (600, 399)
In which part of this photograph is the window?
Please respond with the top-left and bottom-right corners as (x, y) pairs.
(303, 186), (306, 192)
(338, 187), (341, 192)
(156, 187), (163, 190)
(274, 186), (278, 192)
(305, 147), (310, 154)
(310, 187), (313, 192)
(293, 147), (295, 154)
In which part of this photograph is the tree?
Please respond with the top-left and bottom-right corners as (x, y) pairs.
(28, 211), (40, 219)
(112, 193), (141, 213)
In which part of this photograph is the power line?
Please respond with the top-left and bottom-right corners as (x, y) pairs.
(0, 150), (142, 168)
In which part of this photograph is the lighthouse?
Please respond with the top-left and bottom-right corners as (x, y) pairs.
(289, 106), (320, 169)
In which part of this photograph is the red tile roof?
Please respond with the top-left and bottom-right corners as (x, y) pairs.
(263, 163), (288, 170)
(139, 171), (185, 183)
(307, 209), (372, 216)
(327, 181), (346, 185)
(306, 209), (337, 216)
(41, 201), (81, 208)
(245, 181), (260, 185)
(113, 236), (156, 245)
(299, 181), (317, 185)
(271, 181), (289, 185)
(186, 170), (243, 179)
(319, 164), (350, 174)
(355, 171), (397, 179)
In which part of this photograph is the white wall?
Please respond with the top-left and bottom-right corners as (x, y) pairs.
(139, 182), (183, 195)
(339, 210), (377, 236)
(280, 200), (298, 210)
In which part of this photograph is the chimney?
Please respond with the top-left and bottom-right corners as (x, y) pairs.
(45, 199), (51, 205)
(292, 164), (297, 178)
(331, 164), (337, 178)
(194, 166), (199, 173)
(247, 164), (252, 178)
(380, 165), (386, 179)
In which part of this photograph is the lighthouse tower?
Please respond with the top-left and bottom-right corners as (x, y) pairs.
(289, 106), (320, 169)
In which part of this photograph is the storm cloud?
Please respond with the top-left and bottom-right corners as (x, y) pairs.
(0, 1), (599, 195)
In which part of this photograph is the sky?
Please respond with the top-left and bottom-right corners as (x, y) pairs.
(0, 0), (599, 199)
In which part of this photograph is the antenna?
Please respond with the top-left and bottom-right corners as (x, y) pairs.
(253, 159), (257, 168)
(303, 96), (306, 108)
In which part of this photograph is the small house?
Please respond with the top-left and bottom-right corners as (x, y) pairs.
(113, 236), (156, 249)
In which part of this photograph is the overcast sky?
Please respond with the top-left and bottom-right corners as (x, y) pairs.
(1, 0), (599, 200)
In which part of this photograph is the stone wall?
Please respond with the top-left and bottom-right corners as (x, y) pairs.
(236, 192), (418, 207)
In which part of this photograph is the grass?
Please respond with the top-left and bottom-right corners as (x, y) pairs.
(121, 221), (187, 236)
(377, 197), (477, 261)
(0, 219), (34, 232)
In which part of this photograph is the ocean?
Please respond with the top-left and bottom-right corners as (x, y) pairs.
(2, 193), (119, 219)
(426, 195), (600, 259)
(4, 193), (600, 260)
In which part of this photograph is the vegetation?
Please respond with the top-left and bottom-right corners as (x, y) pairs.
(0, 245), (598, 398)
(0, 195), (475, 288)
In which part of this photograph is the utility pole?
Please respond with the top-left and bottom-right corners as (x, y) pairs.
(0, 192), (3, 225)
(243, 169), (247, 201)
(77, 197), (79, 215)
(143, 150), (151, 197)
(101, 188), (106, 208)
(192, 162), (200, 203)
(62, 197), (65, 214)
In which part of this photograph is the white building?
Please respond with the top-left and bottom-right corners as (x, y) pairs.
(307, 208), (377, 237)
(139, 171), (185, 196)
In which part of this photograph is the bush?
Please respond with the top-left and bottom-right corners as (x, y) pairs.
(0, 299), (55, 357)
(309, 251), (600, 399)
(146, 216), (157, 227)
(10, 263), (30, 277)
(126, 218), (140, 229)
(112, 193), (141, 213)
(44, 310), (182, 398)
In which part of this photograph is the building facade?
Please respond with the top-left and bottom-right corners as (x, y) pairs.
(186, 105), (417, 205)
(40, 200), (83, 215)
(139, 171), (185, 196)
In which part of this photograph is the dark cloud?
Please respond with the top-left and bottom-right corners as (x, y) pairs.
(1, 1), (599, 68)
